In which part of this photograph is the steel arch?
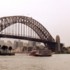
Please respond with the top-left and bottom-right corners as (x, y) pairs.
(0, 16), (55, 42)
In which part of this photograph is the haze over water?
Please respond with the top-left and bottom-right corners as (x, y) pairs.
(0, 54), (70, 70)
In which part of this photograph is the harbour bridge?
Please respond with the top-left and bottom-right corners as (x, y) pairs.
(0, 16), (63, 52)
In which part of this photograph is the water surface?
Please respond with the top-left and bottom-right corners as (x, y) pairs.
(0, 54), (70, 70)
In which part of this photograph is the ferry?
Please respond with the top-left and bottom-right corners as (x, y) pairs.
(30, 48), (52, 57)
(0, 52), (15, 55)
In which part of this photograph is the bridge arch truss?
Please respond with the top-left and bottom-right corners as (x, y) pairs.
(0, 16), (55, 42)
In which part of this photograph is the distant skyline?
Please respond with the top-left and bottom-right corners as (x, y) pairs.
(0, 0), (70, 46)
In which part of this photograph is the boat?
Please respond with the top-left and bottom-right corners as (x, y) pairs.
(34, 52), (52, 57)
(0, 49), (15, 56)
(30, 48), (52, 57)
(0, 52), (15, 56)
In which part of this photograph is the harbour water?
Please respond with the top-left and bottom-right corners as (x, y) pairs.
(0, 54), (70, 70)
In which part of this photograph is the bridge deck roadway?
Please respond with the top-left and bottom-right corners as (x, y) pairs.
(0, 34), (63, 46)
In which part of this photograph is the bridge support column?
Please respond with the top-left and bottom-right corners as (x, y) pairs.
(55, 35), (61, 53)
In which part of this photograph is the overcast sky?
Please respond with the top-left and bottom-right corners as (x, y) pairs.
(0, 0), (70, 46)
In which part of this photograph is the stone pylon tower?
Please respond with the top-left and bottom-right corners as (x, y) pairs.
(56, 35), (61, 53)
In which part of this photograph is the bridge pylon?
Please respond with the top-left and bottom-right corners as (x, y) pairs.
(55, 35), (61, 53)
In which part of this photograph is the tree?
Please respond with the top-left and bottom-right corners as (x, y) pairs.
(1, 45), (8, 53)
(9, 46), (12, 53)
(1, 45), (8, 50)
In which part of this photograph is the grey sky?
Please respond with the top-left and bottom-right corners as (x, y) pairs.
(0, 0), (70, 46)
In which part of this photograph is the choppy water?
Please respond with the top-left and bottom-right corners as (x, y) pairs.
(0, 54), (70, 70)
